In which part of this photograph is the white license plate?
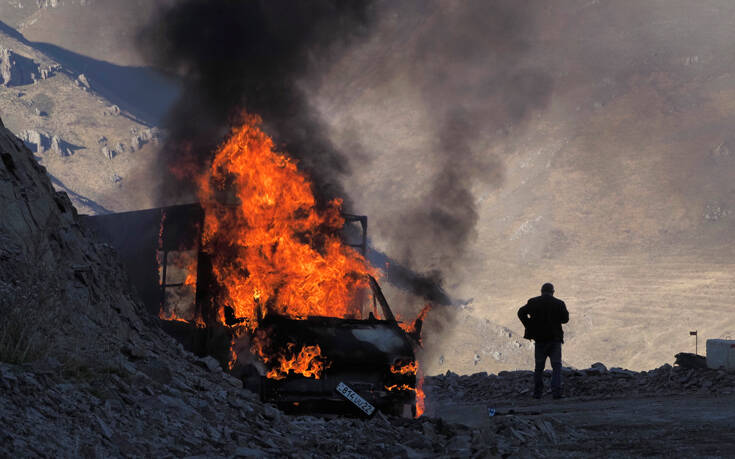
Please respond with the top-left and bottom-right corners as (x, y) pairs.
(336, 382), (375, 416)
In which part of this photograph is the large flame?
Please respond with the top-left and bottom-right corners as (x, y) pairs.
(197, 114), (375, 328)
(266, 344), (330, 380)
(170, 114), (426, 413)
(250, 331), (331, 380)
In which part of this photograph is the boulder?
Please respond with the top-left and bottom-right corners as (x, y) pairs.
(674, 352), (707, 369)
(49, 135), (69, 157)
(0, 49), (40, 87)
(584, 362), (608, 375)
(102, 146), (115, 159)
(77, 73), (91, 89)
(20, 129), (46, 153)
(197, 356), (222, 373)
(130, 135), (143, 151)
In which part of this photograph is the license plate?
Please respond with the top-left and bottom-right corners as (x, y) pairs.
(336, 382), (375, 416)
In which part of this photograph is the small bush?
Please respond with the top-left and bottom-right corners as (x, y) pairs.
(0, 235), (63, 365)
(0, 307), (46, 363)
(0, 279), (56, 364)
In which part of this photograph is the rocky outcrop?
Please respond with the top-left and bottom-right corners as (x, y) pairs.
(98, 127), (164, 158)
(0, 116), (147, 364)
(38, 64), (60, 80)
(19, 130), (71, 156)
(101, 145), (115, 160)
(75, 73), (91, 90)
(0, 48), (40, 87)
(49, 135), (67, 157)
(19, 129), (46, 153)
(426, 362), (735, 404)
(36, 0), (60, 8)
(128, 127), (161, 152)
(139, 127), (161, 145)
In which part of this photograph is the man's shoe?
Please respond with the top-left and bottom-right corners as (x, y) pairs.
(552, 393), (564, 400)
(533, 393), (542, 399)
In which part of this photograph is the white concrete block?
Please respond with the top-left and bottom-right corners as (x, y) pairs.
(706, 339), (735, 370)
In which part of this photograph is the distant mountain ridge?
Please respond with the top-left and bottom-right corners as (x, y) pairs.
(0, 13), (178, 214)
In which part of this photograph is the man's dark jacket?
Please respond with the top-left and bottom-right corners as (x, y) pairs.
(517, 294), (569, 343)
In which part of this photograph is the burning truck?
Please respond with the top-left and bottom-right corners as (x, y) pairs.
(81, 116), (426, 417)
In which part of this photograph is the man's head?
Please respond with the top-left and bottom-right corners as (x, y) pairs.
(541, 283), (554, 295)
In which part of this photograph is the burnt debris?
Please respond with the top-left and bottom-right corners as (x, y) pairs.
(82, 204), (420, 416)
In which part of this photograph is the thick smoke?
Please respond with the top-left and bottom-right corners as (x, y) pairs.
(139, 0), (375, 207)
(139, 0), (553, 307)
(365, 1), (553, 300)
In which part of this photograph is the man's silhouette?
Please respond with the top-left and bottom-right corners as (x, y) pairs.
(517, 283), (569, 399)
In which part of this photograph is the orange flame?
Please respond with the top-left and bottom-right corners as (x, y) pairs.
(158, 308), (206, 327)
(391, 361), (417, 375)
(157, 310), (189, 322)
(415, 304), (431, 323)
(158, 249), (198, 322)
(415, 360), (426, 418)
(388, 359), (424, 418)
(385, 384), (414, 391)
(266, 344), (330, 380)
(251, 332), (330, 379)
(397, 304), (432, 342)
(196, 114), (375, 329)
(183, 259), (197, 287)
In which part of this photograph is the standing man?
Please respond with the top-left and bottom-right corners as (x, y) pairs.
(517, 283), (569, 399)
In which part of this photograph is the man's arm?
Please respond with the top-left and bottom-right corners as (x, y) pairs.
(517, 303), (531, 328)
(559, 301), (569, 324)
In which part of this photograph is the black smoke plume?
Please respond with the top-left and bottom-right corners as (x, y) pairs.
(139, 0), (375, 207)
(374, 1), (553, 296)
(140, 0), (553, 307)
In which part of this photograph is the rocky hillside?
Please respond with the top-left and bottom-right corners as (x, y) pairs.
(0, 114), (147, 362)
(425, 362), (735, 457)
(426, 361), (735, 405)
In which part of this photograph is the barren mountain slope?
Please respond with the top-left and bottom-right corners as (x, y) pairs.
(314, 0), (735, 372)
(2, 0), (169, 67)
(0, 25), (173, 213)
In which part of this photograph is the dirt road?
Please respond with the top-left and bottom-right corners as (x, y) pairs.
(430, 394), (735, 457)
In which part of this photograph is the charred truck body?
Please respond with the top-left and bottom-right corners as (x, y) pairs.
(81, 204), (419, 417)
